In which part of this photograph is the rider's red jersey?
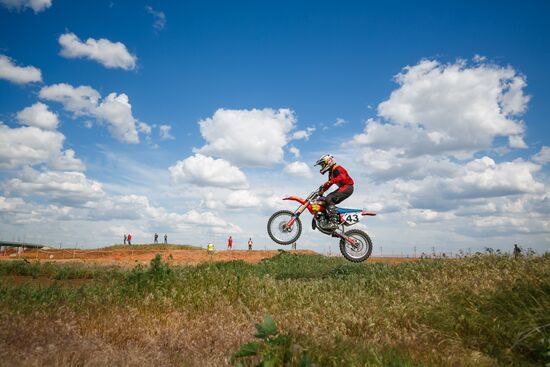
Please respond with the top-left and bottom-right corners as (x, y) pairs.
(327, 164), (354, 192)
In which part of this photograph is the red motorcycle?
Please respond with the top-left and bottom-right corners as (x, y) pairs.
(267, 187), (376, 262)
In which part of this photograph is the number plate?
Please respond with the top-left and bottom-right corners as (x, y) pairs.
(343, 212), (361, 224)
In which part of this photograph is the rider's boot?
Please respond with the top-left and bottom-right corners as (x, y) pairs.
(326, 205), (340, 229)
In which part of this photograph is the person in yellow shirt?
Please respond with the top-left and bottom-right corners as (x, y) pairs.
(207, 243), (215, 255)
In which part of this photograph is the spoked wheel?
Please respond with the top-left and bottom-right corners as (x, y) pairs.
(339, 229), (373, 262)
(267, 210), (302, 245)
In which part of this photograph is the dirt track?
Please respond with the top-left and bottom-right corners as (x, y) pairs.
(0, 248), (417, 266)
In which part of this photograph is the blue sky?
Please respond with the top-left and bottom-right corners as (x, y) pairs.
(0, 0), (549, 254)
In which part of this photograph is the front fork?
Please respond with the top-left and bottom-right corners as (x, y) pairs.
(332, 227), (358, 247)
(285, 202), (309, 229)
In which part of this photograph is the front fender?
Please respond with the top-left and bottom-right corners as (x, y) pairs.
(283, 196), (307, 205)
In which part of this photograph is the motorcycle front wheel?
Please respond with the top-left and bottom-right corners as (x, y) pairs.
(267, 210), (302, 245)
(339, 229), (373, 262)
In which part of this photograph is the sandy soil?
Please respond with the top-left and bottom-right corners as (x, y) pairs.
(0, 248), (418, 267)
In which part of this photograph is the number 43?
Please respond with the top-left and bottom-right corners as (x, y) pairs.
(345, 214), (359, 223)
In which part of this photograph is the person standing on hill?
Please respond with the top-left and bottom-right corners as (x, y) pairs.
(164, 234), (167, 244)
(154, 233), (159, 244)
(127, 233), (132, 245)
(513, 244), (522, 258)
(227, 236), (233, 250)
(124, 234), (127, 245)
(248, 238), (253, 250)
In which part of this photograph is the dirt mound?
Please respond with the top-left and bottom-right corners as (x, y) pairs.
(3, 248), (321, 266)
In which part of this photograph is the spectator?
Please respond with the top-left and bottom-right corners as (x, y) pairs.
(292, 242), (297, 250)
(248, 238), (253, 250)
(127, 233), (132, 245)
(164, 234), (168, 244)
(227, 236), (233, 250)
(207, 243), (214, 255)
(513, 244), (522, 258)
(154, 232), (159, 244)
(124, 234), (127, 245)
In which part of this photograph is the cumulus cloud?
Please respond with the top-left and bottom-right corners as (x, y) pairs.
(225, 190), (261, 208)
(397, 157), (544, 212)
(138, 122), (152, 135)
(288, 146), (300, 158)
(169, 154), (248, 189)
(284, 161), (313, 178)
(533, 146), (550, 165)
(145, 5), (166, 31)
(58, 32), (137, 70)
(95, 93), (139, 143)
(159, 124), (175, 140)
(0, 0), (51, 13)
(40, 83), (141, 143)
(0, 122), (84, 171)
(356, 58), (530, 158)
(39, 83), (100, 114)
(16, 102), (59, 130)
(195, 108), (296, 166)
(291, 127), (315, 141)
(0, 55), (42, 84)
(4, 167), (105, 205)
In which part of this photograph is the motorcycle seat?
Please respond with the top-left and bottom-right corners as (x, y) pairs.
(335, 207), (362, 214)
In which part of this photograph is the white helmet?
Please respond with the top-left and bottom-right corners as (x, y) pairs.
(314, 154), (335, 175)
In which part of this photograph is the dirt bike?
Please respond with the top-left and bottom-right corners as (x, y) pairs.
(267, 187), (376, 262)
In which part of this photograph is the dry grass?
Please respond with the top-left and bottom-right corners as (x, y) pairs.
(0, 252), (548, 366)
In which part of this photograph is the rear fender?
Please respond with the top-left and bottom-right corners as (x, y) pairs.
(361, 211), (377, 216)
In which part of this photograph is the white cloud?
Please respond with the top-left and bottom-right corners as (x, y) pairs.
(397, 157), (544, 212)
(195, 108), (296, 166)
(533, 146), (550, 165)
(39, 83), (100, 114)
(0, 0), (51, 13)
(4, 167), (105, 205)
(284, 161), (313, 178)
(95, 93), (139, 143)
(0, 55), (42, 84)
(138, 122), (152, 135)
(288, 146), (300, 158)
(145, 5), (166, 31)
(40, 83), (141, 144)
(16, 102), (59, 130)
(0, 122), (84, 171)
(159, 124), (175, 140)
(291, 127), (315, 141)
(359, 59), (530, 158)
(334, 118), (347, 126)
(226, 190), (260, 208)
(58, 32), (137, 70)
(169, 154), (248, 189)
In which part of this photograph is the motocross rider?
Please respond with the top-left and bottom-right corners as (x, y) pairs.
(314, 154), (354, 228)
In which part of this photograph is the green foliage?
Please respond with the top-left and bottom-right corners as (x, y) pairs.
(232, 315), (312, 367)
(125, 254), (173, 293)
(0, 253), (548, 366)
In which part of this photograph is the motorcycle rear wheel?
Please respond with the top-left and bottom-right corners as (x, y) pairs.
(339, 229), (373, 262)
(267, 210), (302, 245)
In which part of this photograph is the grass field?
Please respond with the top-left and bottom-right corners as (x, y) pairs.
(0, 251), (548, 366)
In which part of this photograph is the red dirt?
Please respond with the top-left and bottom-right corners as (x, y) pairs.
(0, 248), (418, 267)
